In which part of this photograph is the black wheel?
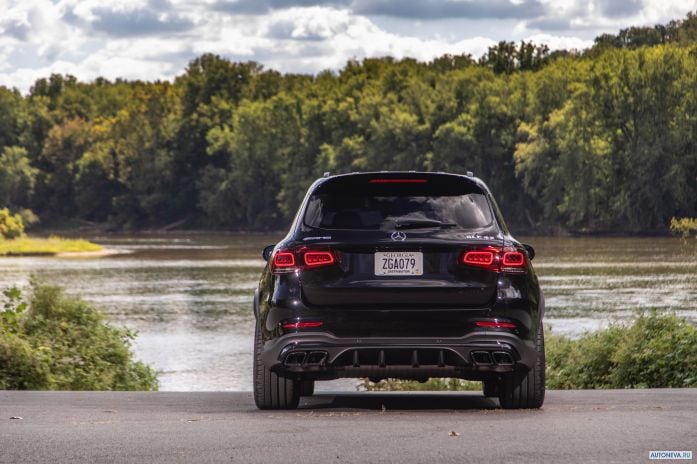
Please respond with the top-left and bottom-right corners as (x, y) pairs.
(253, 323), (300, 410)
(300, 380), (315, 397)
(482, 380), (499, 398)
(498, 322), (545, 409)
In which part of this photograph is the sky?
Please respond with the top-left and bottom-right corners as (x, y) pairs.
(0, 0), (695, 92)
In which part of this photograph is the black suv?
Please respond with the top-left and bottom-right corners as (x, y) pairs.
(253, 172), (544, 409)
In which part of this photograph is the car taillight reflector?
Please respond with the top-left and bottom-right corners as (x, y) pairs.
(282, 321), (323, 330)
(368, 178), (428, 184)
(304, 251), (335, 267)
(476, 321), (517, 329)
(273, 252), (295, 267)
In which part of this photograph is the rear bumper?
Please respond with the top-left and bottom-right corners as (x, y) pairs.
(261, 331), (537, 381)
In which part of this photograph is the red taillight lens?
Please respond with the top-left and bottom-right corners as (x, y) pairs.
(272, 248), (337, 273)
(462, 250), (495, 266)
(502, 251), (524, 266)
(282, 321), (323, 330)
(368, 178), (428, 184)
(304, 251), (335, 267)
(501, 249), (526, 273)
(475, 320), (517, 329)
(273, 252), (295, 268)
(459, 246), (527, 274)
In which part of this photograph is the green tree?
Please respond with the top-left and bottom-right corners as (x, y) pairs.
(0, 146), (38, 209)
(104, 83), (182, 226)
(0, 87), (25, 151)
(197, 95), (301, 228)
(33, 118), (93, 218)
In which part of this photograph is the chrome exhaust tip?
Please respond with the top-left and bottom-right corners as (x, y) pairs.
(284, 352), (307, 366)
(306, 351), (328, 365)
(492, 351), (514, 366)
(471, 351), (494, 365)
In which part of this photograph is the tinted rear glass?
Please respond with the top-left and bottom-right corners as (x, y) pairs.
(303, 176), (494, 230)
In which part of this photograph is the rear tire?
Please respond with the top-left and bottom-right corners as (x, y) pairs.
(253, 323), (300, 410)
(498, 322), (545, 409)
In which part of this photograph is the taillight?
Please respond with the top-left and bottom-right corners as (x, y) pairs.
(304, 251), (335, 267)
(462, 251), (495, 265)
(476, 320), (517, 329)
(461, 246), (498, 272)
(501, 250), (525, 272)
(271, 248), (337, 273)
(460, 246), (527, 274)
(273, 252), (295, 268)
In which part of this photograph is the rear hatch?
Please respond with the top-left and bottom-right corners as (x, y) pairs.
(297, 173), (503, 309)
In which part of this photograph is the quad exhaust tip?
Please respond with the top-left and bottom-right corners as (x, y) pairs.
(306, 351), (328, 364)
(285, 352), (306, 365)
(492, 351), (514, 366)
(471, 350), (514, 366)
(284, 351), (328, 367)
(471, 351), (493, 365)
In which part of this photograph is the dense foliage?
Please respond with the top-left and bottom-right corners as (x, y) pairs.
(1, 13), (696, 232)
(362, 312), (697, 391)
(546, 312), (697, 389)
(671, 217), (697, 238)
(0, 283), (157, 390)
(0, 208), (24, 239)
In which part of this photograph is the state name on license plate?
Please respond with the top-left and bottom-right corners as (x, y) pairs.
(374, 251), (423, 276)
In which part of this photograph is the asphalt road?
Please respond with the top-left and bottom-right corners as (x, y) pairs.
(1, 389), (696, 463)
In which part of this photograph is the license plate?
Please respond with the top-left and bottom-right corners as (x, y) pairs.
(374, 251), (423, 276)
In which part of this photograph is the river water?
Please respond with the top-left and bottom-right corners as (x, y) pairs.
(1, 234), (695, 391)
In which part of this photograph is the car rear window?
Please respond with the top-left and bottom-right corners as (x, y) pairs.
(303, 175), (494, 230)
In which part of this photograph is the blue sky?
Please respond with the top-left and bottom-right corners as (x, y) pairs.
(0, 0), (695, 92)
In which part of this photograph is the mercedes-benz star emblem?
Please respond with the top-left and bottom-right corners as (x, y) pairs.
(390, 231), (407, 241)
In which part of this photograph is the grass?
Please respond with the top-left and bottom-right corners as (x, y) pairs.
(0, 236), (103, 256)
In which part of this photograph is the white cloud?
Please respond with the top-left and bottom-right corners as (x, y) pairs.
(68, 0), (152, 22)
(265, 7), (354, 40)
(0, 0), (694, 93)
(526, 0), (697, 36)
(0, 60), (81, 92)
(255, 7), (496, 72)
(525, 33), (593, 50)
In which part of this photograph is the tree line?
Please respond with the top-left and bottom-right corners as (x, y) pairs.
(1, 12), (696, 233)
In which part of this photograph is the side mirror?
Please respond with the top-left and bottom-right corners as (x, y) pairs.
(522, 244), (535, 261)
(262, 245), (275, 262)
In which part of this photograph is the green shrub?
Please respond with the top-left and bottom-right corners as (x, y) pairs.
(0, 282), (158, 390)
(545, 325), (627, 389)
(360, 312), (697, 391)
(671, 217), (697, 254)
(609, 312), (697, 388)
(547, 312), (697, 389)
(0, 208), (24, 239)
(0, 332), (51, 389)
(670, 217), (697, 238)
